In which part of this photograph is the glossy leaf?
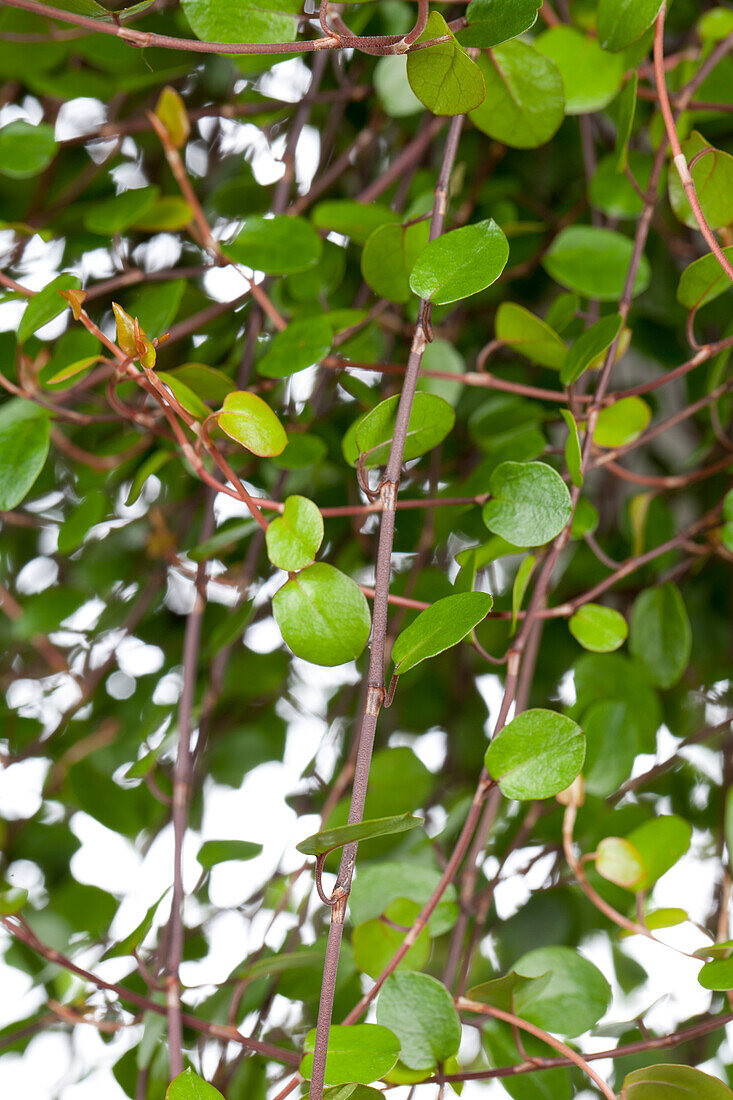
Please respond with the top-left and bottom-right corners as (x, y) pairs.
(511, 554), (535, 632)
(459, 0), (541, 48)
(495, 302), (567, 368)
(535, 26), (624, 114)
(266, 495), (324, 572)
(471, 42), (565, 149)
(596, 836), (645, 889)
(300, 1024), (401, 1085)
(352, 392), (455, 468)
(154, 85), (190, 148)
(223, 215), (322, 275)
(377, 972), (461, 1070)
(353, 899), (431, 979)
(560, 313), (624, 386)
(392, 592), (493, 674)
(483, 461), (572, 547)
(569, 604), (628, 653)
(624, 815), (692, 890)
(669, 131), (733, 231)
(0, 120), (56, 179)
(543, 226), (651, 301)
(629, 583), (692, 689)
(592, 395), (650, 447)
(615, 72), (638, 170)
(84, 186), (159, 235)
(560, 410), (582, 488)
(621, 1064), (733, 1099)
(361, 220), (430, 303)
(484, 709), (585, 800)
(513, 946), (611, 1037)
(17, 275), (81, 344)
(272, 562), (371, 666)
(258, 317), (332, 379)
(312, 200), (398, 246)
(217, 391), (288, 456)
(167, 1069), (224, 1099)
(409, 219), (509, 304)
(181, 0), (299, 49)
(406, 12), (486, 117)
(597, 0), (664, 51)
(297, 812), (422, 856)
(677, 246), (733, 310)
(349, 862), (459, 937)
(197, 840), (263, 867)
(0, 399), (50, 511)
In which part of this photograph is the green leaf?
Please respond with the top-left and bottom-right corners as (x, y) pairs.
(258, 317), (332, 379)
(157, 371), (210, 420)
(592, 395), (650, 447)
(266, 495), (324, 572)
(0, 886), (28, 915)
(511, 555), (535, 632)
(324, 1087), (386, 1100)
(629, 583), (692, 688)
(46, 355), (103, 387)
(622, 1064), (733, 1099)
(535, 26), (624, 114)
(300, 1024), (401, 1085)
(223, 215), (322, 275)
(352, 392), (455, 468)
(0, 120), (57, 179)
(597, 0), (664, 51)
(698, 956), (733, 991)
(392, 592), (493, 674)
(406, 12), (486, 116)
(132, 196), (193, 232)
(0, 399), (50, 510)
(17, 275), (81, 344)
(167, 364), (234, 405)
(361, 220), (430, 303)
(349, 861), (458, 937)
(181, 0), (299, 49)
(484, 709), (585, 800)
(560, 410), (582, 488)
(409, 219), (509, 304)
(482, 1019), (572, 1100)
(669, 131), (733, 230)
(543, 226), (651, 301)
(312, 200), (399, 246)
(84, 185), (159, 235)
(374, 56), (423, 117)
(273, 562), (371, 667)
(590, 152), (653, 219)
(353, 898), (431, 979)
(624, 814), (692, 890)
(495, 302), (567, 368)
(58, 491), (106, 555)
(560, 313), (624, 386)
(615, 73), (638, 170)
(458, 0), (541, 48)
(512, 946), (611, 1037)
(273, 433), (328, 470)
(217, 391), (288, 457)
(470, 42), (565, 149)
(595, 836), (646, 889)
(197, 840), (263, 867)
(677, 246), (733, 310)
(377, 972), (461, 1070)
(483, 461), (572, 547)
(297, 812), (422, 857)
(467, 971), (551, 1013)
(127, 278), (186, 336)
(166, 1068), (224, 1100)
(568, 604), (628, 653)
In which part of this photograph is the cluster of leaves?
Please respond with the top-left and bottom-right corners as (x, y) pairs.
(0, 0), (733, 1099)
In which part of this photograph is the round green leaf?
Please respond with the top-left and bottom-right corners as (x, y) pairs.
(458, 0), (541, 48)
(167, 1068), (224, 1100)
(257, 317), (332, 379)
(196, 840), (263, 868)
(597, 0), (664, 51)
(223, 215), (322, 275)
(482, 460), (572, 547)
(560, 313), (624, 386)
(590, 153), (653, 219)
(17, 275), (81, 344)
(374, 55), (423, 117)
(625, 814), (692, 890)
(58, 491), (106, 555)
(296, 812), (422, 856)
(512, 946), (611, 1037)
(677, 246), (733, 311)
(181, 0), (298, 49)
(495, 302), (567, 368)
(535, 26), (624, 114)
(409, 219), (509, 305)
(629, 583), (692, 689)
(392, 592), (493, 674)
(595, 836), (645, 889)
(543, 226), (651, 301)
(217, 391), (288, 457)
(352, 392), (455, 468)
(266, 495), (324, 572)
(568, 603), (628, 653)
(84, 185), (159, 235)
(406, 12), (486, 116)
(669, 131), (733, 231)
(300, 1024), (401, 1085)
(583, 699), (639, 797)
(377, 972), (461, 1071)
(470, 42), (565, 149)
(312, 200), (399, 246)
(272, 562), (371, 666)
(361, 221), (430, 303)
(0, 120), (57, 179)
(592, 395), (650, 447)
(353, 898), (431, 979)
(698, 956), (733, 991)
(484, 709), (585, 800)
(349, 861), (459, 937)
(0, 399), (50, 511)
(622, 1064), (733, 1100)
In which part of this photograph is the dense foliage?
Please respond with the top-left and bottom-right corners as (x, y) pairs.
(0, 0), (733, 1098)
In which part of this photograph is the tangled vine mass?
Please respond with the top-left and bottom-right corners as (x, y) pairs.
(1, 0), (733, 1097)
